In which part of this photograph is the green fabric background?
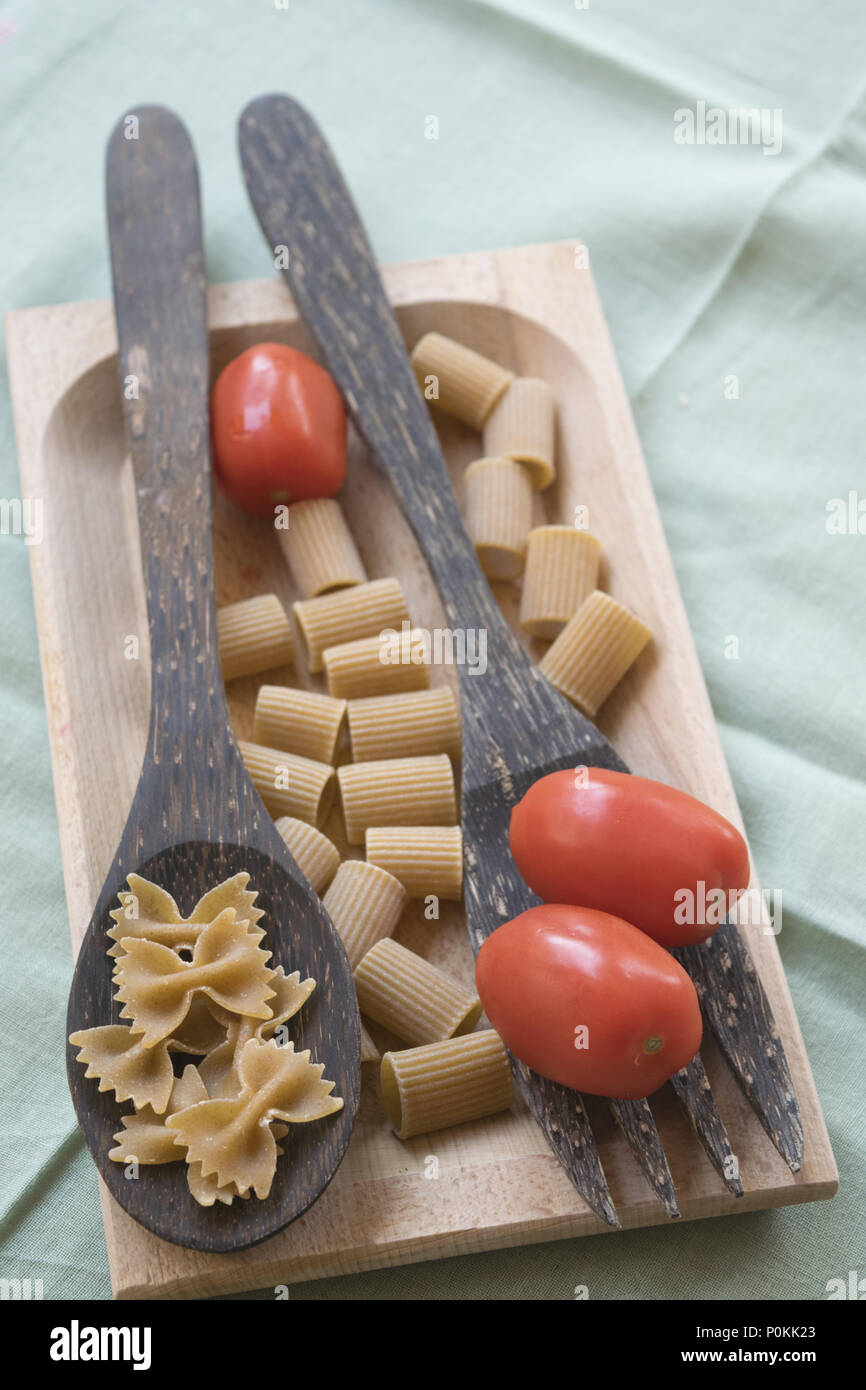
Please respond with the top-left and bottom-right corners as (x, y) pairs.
(1, 0), (863, 1301)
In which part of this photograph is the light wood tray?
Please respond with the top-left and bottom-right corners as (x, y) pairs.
(7, 241), (837, 1299)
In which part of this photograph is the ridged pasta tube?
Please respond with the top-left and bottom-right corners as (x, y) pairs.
(321, 859), (407, 969)
(354, 938), (481, 1045)
(381, 1031), (514, 1140)
(519, 526), (602, 639)
(365, 825), (463, 900)
(253, 685), (347, 765)
(464, 457), (533, 580)
(293, 577), (411, 674)
(347, 686), (461, 762)
(217, 594), (294, 682)
(482, 377), (556, 490)
(410, 331), (513, 429)
(238, 740), (335, 827)
(278, 498), (367, 598)
(539, 589), (652, 717)
(274, 816), (341, 895)
(337, 753), (456, 845)
(322, 630), (430, 700)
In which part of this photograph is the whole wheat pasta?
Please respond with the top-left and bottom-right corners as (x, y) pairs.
(519, 526), (602, 640)
(321, 859), (407, 969)
(217, 594), (294, 682)
(274, 816), (341, 895)
(463, 457), (533, 580)
(380, 1030), (514, 1140)
(278, 498), (367, 598)
(337, 753), (456, 845)
(410, 331), (513, 430)
(354, 938), (481, 1046)
(365, 825), (463, 900)
(322, 629), (430, 700)
(539, 589), (652, 718)
(359, 1020), (380, 1066)
(253, 685), (347, 765)
(71, 873), (344, 1206)
(293, 577), (411, 674)
(238, 739), (335, 827)
(347, 685), (461, 763)
(482, 377), (557, 490)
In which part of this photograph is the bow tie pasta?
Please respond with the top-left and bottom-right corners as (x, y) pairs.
(69, 872), (343, 1208)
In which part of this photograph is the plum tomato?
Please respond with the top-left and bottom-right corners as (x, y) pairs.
(509, 767), (750, 947)
(475, 904), (702, 1098)
(210, 342), (347, 517)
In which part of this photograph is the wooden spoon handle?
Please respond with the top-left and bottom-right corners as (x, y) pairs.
(107, 107), (225, 743)
(238, 94), (514, 644)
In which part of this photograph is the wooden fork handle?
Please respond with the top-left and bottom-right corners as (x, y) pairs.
(238, 93), (517, 647)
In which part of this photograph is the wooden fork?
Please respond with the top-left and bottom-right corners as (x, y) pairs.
(237, 93), (803, 1227)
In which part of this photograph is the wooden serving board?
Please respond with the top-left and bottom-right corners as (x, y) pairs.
(7, 241), (837, 1299)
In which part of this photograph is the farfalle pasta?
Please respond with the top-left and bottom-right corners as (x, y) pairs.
(107, 871), (265, 957)
(200, 967), (316, 1099)
(68, 1023), (176, 1113)
(166, 1037), (343, 1199)
(69, 872), (343, 1207)
(113, 908), (276, 1049)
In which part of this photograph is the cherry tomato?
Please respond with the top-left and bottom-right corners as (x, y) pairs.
(509, 768), (750, 948)
(476, 904), (702, 1098)
(210, 343), (347, 517)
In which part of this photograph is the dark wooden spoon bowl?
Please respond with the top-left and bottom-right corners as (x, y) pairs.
(64, 106), (359, 1253)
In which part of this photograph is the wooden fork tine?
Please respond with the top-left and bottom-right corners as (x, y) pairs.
(608, 1098), (680, 1218)
(669, 1052), (745, 1198)
(676, 921), (804, 1173)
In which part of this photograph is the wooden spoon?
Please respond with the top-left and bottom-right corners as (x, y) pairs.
(64, 106), (359, 1253)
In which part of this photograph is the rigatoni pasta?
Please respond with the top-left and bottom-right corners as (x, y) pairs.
(322, 630), (430, 700)
(253, 685), (347, 765)
(519, 526), (602, 639)
(337, 753), (456, 845)
(539, 589), (652, 717)
(410, 332), (513, 430)
(274, 816), (341, 895)
(278, 498), (367, 598)
(482, 377), (556, 490)
(380, 1031), (514, 1140)
(238, 739), (335, 827)
(365, 826), (463, 900)
(347, 685), (461, 763)
(354, 938), (481, 1045)
(293, 577), (410, 674)
(464, 457), (533, 580)
(321, 859), (407, 969)
(217, 594), (294, 682)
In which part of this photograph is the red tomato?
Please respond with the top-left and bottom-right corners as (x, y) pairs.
(476, 904), (702, 1098)
(509, 768), (750, 948)
(210, 343), (347, 517)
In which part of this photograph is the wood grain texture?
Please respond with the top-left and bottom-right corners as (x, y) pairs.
(64, 107), (360, 1253)
(6, 241), (837, 1298)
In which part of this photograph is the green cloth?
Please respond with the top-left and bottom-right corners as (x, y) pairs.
(1, 0), (863, 1300)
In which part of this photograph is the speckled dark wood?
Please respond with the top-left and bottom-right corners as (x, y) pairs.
(674, 921), (804, 1172)
(237, 93), (803, 1221)
(669, 1050), (744, 1197)
(609, 1099), (680, 1218)
(64, 106), (360, 1253)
